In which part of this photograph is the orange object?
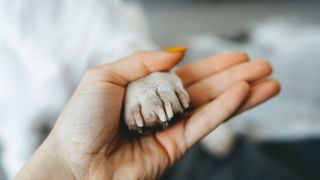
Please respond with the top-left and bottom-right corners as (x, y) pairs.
(163, 46), (187, 53)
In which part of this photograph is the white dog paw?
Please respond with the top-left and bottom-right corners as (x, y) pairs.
(124, 72), (189, 134)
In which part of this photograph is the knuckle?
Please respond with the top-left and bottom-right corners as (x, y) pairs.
(270, 79), (281, 94)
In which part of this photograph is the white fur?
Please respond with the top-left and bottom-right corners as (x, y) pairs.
(125, 72), (189, 132)
(0, 0), (158, 178)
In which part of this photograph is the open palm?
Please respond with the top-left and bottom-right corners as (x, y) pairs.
(18, 51), (280, 180)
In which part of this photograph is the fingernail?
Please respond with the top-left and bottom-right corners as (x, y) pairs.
(136, 119), (143, 127)
(137, 127), (144, 134)
(161, 121), (168, 129)
(133, 112), (144, 127)
(169, 112), (182, 122)
(163, 46), (187, 53)
(181, 100), (189, 109)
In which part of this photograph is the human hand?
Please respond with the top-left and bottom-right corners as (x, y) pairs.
(15, 50), (280, 180)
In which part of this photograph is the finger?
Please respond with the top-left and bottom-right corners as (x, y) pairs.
(184, 81), (250, 148)
(181, 79), (280, 121)
(154, 81), (250, 161)
(177, 51), (249, 86)
(187, 60), (272, 108)
(237, 79), (281, 113)
(85, 50), (186, 86)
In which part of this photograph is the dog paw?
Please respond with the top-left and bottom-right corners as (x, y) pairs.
(124, 72), (189, 134)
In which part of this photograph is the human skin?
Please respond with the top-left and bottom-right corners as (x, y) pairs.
(15, 50), (280, 180)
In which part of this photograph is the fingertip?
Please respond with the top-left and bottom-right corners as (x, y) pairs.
(248, 61), (272, 79)
(229, 51), (250, 62)
(267, 79), (282, 96)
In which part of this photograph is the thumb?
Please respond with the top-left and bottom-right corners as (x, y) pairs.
(92, 47), (186, 86)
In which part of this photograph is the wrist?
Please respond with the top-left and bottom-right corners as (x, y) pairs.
(15, 135), (75, 180)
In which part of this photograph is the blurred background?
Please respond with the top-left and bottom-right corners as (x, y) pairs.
(138, 0), (320, 180)
(139, 1), (320, 45)
(1, 0), (320, 179)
